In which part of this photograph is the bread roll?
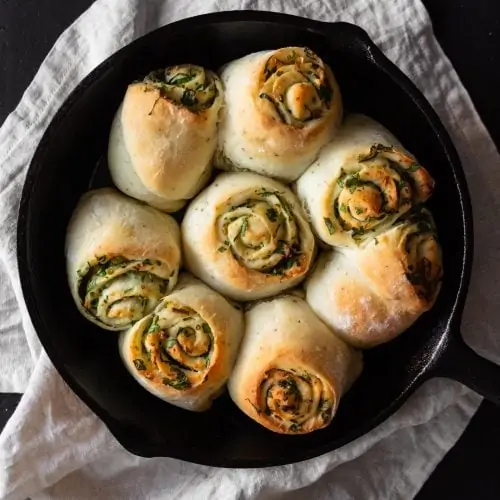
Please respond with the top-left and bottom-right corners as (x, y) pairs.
(215, 47), (342, 181)
(296, 114), (435, 247)
(119, 274), (244, 411)
(108, 64), (223, 212)
(228, 295), (362, 434)
(305, 209), (443, 348)
(182, 172), (316, 301)
(66, 188), (181, 331)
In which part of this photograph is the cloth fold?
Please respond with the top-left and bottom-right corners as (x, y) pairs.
(0, 0), (499, 499)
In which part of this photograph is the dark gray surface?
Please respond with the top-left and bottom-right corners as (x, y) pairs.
(1, 0), (500, 497)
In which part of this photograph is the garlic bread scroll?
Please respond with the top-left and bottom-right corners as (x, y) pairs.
(108, 64), (223, 212)
(215, 47), (342, 181)
(306, 209), (443, 348)
(66, 188), (181, 331)
(296, 114), (435, 247)
(119, 274), (244, 411)
(182, 172), (316, 301)
(228, 295), (362, 434)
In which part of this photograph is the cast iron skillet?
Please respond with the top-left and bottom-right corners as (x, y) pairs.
(17, 11), (500, 468)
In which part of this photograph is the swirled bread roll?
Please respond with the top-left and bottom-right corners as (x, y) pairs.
(296, 114), (435, 247)
(215, 47), (342, 181)
(228, 295), (362, 434)
(182, 172), (316, 301)
(108, 64), (223, 212)
(305, 209), (443, 348)
(119, 274), (244, 411)
(66, 188), (181, 331)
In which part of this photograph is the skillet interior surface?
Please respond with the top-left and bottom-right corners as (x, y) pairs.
(17, 11), (470, 467)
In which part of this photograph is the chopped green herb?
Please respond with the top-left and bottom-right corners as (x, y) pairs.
(148, 316), (160, 333)
(258, 189), (277, 197)
(217, 246), (227, 253)
(407, 162), (420, 172)
(202, 323), (212, 334)
(324, 217), (335, 235)
(317, 84), (333, 103)
(259, 92), (274, 104)
(289, 423), (301, 433)
(240, 217), (249, 237)
(124, 288), (134, 294)
(275, 241), (286, 255)
(359, 143), (395, 162)
(321, 411), (331, 422)
(168, 73), (193, 85)
(351, 227), (366, 241)
(162, 371), (190, 390)
(181, 89), (197, 107)
(319, 399), (330, 412)
(133, 359), (146, 371)
(143, 259), (153, 265)
(166, 338), (177, 349)
(344, 173), (362, 193)
(279, 198), (293, 219)
(339, 203), (348, 213)
(266, 208), (278, 222)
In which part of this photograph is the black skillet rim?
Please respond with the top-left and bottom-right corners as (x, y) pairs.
(16, 10), (474, 467)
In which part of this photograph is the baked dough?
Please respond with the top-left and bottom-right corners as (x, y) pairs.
(66, 188), (181, 330)
(108, 64), (223, 211)
(228, 294), (362, 433)
(119, 274), (244, 411)
(296, 114), (434, 247)
(182, 172), (315, 301)
(215, 47), (342, 181)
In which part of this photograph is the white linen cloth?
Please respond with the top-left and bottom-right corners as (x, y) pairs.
(1, 0), (499, 498)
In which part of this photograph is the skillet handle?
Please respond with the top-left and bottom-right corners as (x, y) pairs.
(434, 333), (500, 405)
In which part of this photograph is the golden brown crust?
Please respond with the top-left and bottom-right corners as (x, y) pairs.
(248, 64), (341, 162)
(121, 83), (216, 197)
(182, 172), (316, 301)
(296, 114), (435, 248)
(306, 209), (442, 349)
(119, 275), (244, 411)
(228, 295), (362, 434)
(328, 275), (417, 348)
(215, 48), (343, 181)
